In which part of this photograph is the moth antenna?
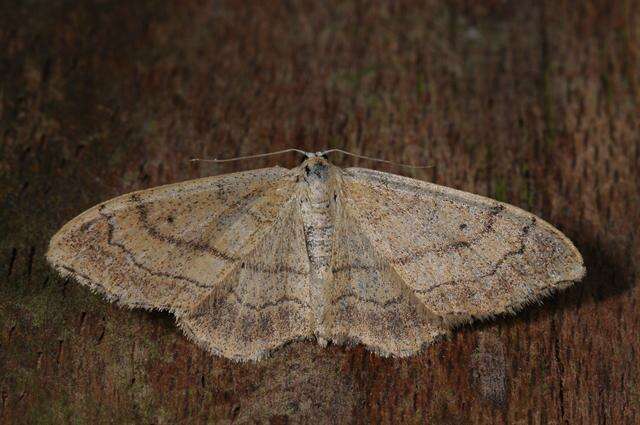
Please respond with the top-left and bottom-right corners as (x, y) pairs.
(191, 148), (310, 163)
(321, 148), (434, 169)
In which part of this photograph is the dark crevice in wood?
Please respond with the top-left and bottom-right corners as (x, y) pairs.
(552, 318), (567, 425)
(26, 246), (35, 277)
(56, 340), (63, 365)
(6, 248), (17, 278)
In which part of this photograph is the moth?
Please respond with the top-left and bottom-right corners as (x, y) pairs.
(47, 150), (585, 361)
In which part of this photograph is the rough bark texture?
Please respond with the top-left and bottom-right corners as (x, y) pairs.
(1, 1), (638, 424)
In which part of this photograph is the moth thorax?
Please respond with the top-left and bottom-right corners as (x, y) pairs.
(303, 160), (337, 206)
(299, 162), (337, 274)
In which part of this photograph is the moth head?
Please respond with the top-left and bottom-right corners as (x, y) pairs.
(300, 156), (332, 182)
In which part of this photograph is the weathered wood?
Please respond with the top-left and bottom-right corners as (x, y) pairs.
(1, 1), (638, 423)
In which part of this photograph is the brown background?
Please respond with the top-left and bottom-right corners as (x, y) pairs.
(1, 1), (639, 424)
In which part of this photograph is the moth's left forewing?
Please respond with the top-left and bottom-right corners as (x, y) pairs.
(47, 166), (319, 361)
(46, 167), (297, 316)
(340, 167), (585, 326)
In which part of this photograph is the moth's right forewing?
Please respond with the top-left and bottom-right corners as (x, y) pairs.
(341, 167), (585, 326)
(323, 189), (447, 357)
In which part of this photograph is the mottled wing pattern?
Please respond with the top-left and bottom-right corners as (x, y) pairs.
(324, 196), (446, 356)
(47, 167), (313, 360)
(340, 168), (585, 329)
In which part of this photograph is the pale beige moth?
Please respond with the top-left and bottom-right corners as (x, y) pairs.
(47, 151), (585, 361)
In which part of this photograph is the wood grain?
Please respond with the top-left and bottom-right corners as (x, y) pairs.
(1, 0), (638, 423)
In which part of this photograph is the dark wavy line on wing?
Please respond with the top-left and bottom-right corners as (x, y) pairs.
(129, 193), (308, 276)
(343, 170), (511, 267)
(99, 207), (217, 289)
(130, 193), (241, 262)
(390, 204), (505, 265)
(331, 205), (506, 274)
(415, 217), (536, 295)
(70, 214), (312, 314)
(330, 293), (403, 309)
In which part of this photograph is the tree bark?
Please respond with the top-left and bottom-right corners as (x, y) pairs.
(1, 1), (638, 423)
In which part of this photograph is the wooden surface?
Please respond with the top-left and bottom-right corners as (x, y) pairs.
(1, 1), (638, 423)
